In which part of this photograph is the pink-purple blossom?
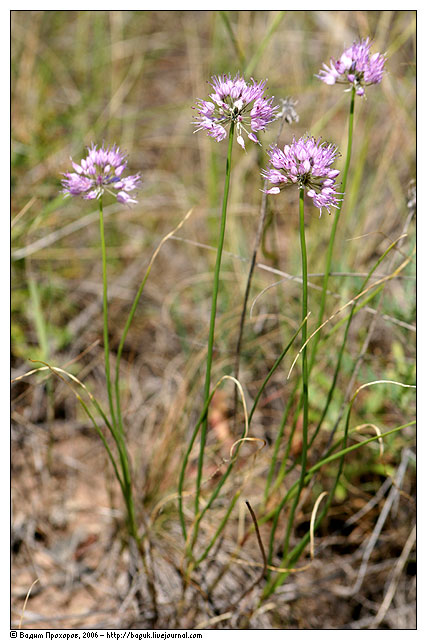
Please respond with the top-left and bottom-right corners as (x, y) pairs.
(62, 143), (141, 205)
(193, 73), (278, 149)
(262, 135), (341, 215)
(317, 38), (386, 97)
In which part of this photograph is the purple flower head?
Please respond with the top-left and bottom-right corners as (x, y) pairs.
(262, 135), (341, 216)
(62, 143), (141, 205)
(193, 73), (278, 149)
(317, 38), (386, 97)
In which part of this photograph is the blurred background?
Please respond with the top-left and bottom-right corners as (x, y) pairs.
(11, 10), (416, 630)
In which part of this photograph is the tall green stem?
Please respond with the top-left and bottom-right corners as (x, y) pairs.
(282, 187), (309, 559)
(99, 198), (117, 429)
(195, 122), (235, 514)
(98, 199), (139, 541)
(98, 199), (138, 542)
(264, 88), (356, 507)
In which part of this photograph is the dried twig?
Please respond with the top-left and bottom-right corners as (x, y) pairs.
(369, 524), (416, 628)
(18, 579), (39, 630)
(335, 447), (413, 597)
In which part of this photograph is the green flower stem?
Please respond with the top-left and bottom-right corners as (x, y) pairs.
(98, 199), (138, 544)
(266, 279), (384, 502)
(99, 198), (117, 429)
(264, 87), (356, 508)
(281, 187), (309, 559)
(195, 121), (235, 515)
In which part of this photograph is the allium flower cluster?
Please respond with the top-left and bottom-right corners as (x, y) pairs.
(262, 136), (341, 215)
(317, 38), (385, 96)
(62, 144), (141, 204)
(194, 73), (278, 149)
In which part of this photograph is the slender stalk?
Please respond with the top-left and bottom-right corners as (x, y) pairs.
(98, 199), (139, 545)
(266, 248), (409, 509)
(195, 122), (235, 514)
(98, 198), (117, 429)
(282, 187), (309, 559)
(266, 283), (385, 500)
(264, 87), (356, 507)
